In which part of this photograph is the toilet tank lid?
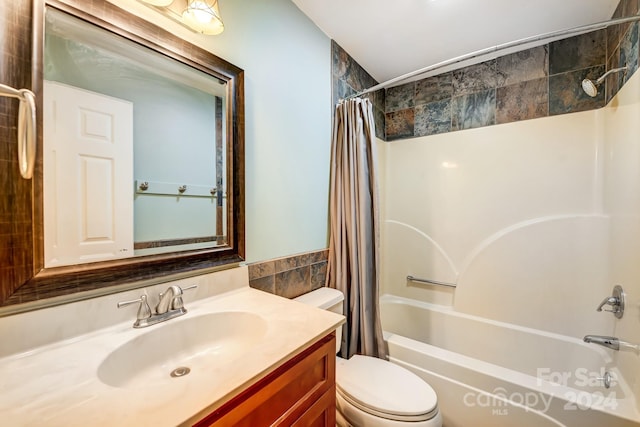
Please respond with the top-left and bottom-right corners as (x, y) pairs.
(294, 287), (344, 309)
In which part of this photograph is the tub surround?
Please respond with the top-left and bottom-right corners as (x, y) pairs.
(379, 34), (640, 423)
(0, 266), (344, 426)
(380, 108), (613, 337)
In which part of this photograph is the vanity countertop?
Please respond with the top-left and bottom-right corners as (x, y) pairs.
(0, 277), (344, 426)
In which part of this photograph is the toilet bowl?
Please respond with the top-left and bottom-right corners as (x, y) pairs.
(294, 288), (442, 427)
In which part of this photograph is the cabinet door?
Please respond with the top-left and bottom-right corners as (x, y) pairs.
(195, 333), (336, 427)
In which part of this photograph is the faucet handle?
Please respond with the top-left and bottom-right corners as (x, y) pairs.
(596, 285), (625, 319)
(596, 296), (618, 312)
(117, 295), (152, 321)
(596, 372), (613, 389)
(171, 285), (198, 310)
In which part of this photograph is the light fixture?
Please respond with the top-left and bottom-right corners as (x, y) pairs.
(138, 0), (224, 35)
(182, 0), (224, 35)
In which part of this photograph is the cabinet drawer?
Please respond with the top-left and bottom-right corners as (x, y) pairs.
(195, 333), (336, 427)
(292, 388), (336, 427)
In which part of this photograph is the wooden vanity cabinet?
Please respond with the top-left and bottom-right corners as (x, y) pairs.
(194, 333), (336, 427)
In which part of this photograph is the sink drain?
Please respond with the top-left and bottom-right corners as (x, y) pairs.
(170, 366), (191, 378)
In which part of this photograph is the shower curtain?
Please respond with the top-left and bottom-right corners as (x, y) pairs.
(326, 97), (388, 359)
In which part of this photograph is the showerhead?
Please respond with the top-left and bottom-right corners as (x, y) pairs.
(581, 66), (628, 98)
(581, 79), (598, 97)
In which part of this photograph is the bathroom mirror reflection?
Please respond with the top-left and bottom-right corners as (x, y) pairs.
(0, 0), (244, 310)
(44, 8), (227, 267)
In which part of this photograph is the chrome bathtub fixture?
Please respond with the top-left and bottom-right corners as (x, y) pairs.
(584, 335), (640, 353)
(583, 335), (620, 351)
(117, 284), (197, 328)
(596, 285), (625, 318)
(581, 66), (627, 97)
(407, 275), (457, 288)
(597, 371), (613, 389)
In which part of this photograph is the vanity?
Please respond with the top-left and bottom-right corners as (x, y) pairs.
(0, 266), (344, 426)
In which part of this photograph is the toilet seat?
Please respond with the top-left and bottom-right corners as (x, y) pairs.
(336, 355), (439, 422)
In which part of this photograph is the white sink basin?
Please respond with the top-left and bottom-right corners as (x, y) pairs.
(98, 311), (268, 389)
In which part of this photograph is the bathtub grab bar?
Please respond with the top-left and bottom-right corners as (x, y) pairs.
(407, 275), (457, 288)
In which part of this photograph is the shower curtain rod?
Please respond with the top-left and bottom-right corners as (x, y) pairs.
(345, 13), (640, 100)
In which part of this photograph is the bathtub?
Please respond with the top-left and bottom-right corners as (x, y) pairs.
(380, 295), (640, 427)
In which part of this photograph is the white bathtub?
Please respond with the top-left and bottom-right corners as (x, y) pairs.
(380, 295), (640, 427)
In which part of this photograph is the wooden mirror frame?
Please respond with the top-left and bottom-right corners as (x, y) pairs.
(0, 0), (244, 311)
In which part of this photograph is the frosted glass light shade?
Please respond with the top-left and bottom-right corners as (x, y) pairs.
(182, 0), (224, 35)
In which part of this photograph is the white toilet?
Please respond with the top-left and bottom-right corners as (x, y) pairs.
(294, 288), (442, 427)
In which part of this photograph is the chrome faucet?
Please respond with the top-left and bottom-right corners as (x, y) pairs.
(156, 285), (184, 314)
(583, 335), (640, 352)
(118, 284), (197, 328)
(583, 335), (620, 351)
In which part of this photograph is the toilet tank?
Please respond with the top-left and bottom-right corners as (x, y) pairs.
(294, 287), (344, 353)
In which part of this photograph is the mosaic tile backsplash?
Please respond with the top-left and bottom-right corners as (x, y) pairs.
(248, 249), (328, 299)
(331, 0), (640, 142)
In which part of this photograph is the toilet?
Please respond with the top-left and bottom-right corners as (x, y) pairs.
(294, 288), (442, 427)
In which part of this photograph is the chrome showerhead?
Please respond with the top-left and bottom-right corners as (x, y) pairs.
(581, 78), (598, 97)
(581, 66), (628, 98)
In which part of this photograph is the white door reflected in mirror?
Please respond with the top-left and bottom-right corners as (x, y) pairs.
(43, 8), (227, 267)
(44, 81), (134, 267)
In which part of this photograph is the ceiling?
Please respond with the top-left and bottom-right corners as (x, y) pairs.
(292, 0), (620, 85)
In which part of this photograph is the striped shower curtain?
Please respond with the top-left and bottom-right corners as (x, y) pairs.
(326, 97), (387, 359)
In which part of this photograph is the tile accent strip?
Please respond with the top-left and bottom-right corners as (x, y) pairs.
(248, 249), (328, 299)
(332, 0), (639, 142)
(331, 41), (386, 140)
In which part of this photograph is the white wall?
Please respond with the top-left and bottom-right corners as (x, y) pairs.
(603, 70), (640, 408)
(108, 0), (332, 262)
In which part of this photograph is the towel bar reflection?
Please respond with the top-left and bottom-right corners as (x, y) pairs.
(0, 83), (36, 179)
(407, 275), (457, 288)
(136, 180), (224, 198)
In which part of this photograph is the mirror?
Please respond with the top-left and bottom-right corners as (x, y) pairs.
(44, 8), (228, 266)
(0, 0), (244, 310)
